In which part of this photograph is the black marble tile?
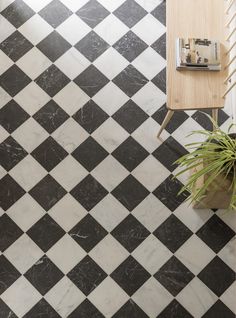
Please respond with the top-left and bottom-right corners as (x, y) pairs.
(153, 136), (188, 172)
(111, 175), (149, 211)
(153, 175), (189, 212)
(0, 214), (23, 252)
(202, 300), (235, 318)
(37, 31), (72, 62)
(0, 100), (29, 133)
(29, 175), (66, 211)
(153, 214), (193, 253)
(0, 255), (20, 294)
(111, 256), (151, 296)
(68, 299), (105, 318)
(69, 214), (108, 252)
(196, 215), (235, 253)
(192, 109), (229, 131)
(112, 100), (148, 133)
(113, 31), (148, 62)
(75, 31), (109, 62)
(112, 300), (148, 318)
(74, 65), (109, 97)
(112, 137), (149, 172)
(76, 0), (110, 28)
(0, 65), (31, 97)
(151, 33), (166, 59)
(23, 298), (61, 318)
(1, 0), (35, 28)
(0, 175), (26, 211)
(0, 31), (33, 62)
(113, 65), (148, 97)
(113, 0), (147, 28)
(39, 0), (72, 28)
(25, 255), (64, 295)
(27, 214), (65, 252)
(31, 136), (68, 172)
(157, 299), (193, 318)
(33, 100), (69, 134)
(0, 136), (28, 171)
(70, 174), (108, 211)
(0, 299), (17, 318)
(67, 255), (107, 295)
(72, 100), (109, 133)
(152, 104), (189, 134)
(72, 137), (108, 172)
(35, 65), (70, 97)
(151, 1), (166, 26)
(152, 68), (166, 94)
(111, 214), (150, 252)
(198, 256), (235, 296)
(154, 256), (194, 296)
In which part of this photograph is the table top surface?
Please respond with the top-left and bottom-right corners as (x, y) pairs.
(167, 0), (228, 110)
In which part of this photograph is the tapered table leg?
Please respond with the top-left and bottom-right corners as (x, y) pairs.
(157, 110), (174, 138)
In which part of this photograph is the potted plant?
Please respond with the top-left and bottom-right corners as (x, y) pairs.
(175, 117), (236, 210)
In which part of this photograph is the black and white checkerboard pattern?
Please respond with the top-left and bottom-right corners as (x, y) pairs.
(0, 0), (235, 317)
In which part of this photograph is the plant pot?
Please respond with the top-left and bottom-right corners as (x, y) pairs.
(192, 162), (233, 209)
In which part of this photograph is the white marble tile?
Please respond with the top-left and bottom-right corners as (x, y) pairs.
(89, 234), (129, 274)
(92, 118), (129, 152)
(0, 16), (15, 43)
(132, 193), (171, 232)
(132, 155), (170, 192)
(175, 235), (215, 275)
(7, 194), (45, 232)
(57, 14), (91, 45)
(19, 15), (53, 45)
(220, 281), (236, 314)
(132, 235), (172, 275)
(133, 47), (166, 80)
(55, 47), (90, 80)
(48, 194), (87, 232)
(90, 194), (129, 232)
(95, 14), (129, 45)
(93, 82), (129, 116)
(12, 118), (48, 152)
(133, 277), (172, 317)
(51, 156), (88, 191)
(218, 237), (236, 272)
(0, 50), (13, 74)
(47, 234), (86, 274)
(60, 0), (90, 12)
(45, 276), (85, 318)
(132, 82), (166, 116)
(132, 117), (169, 153)
(4, 234), (44, 274)
(132, 14), (166, 45)
(16, 47), (51, 80)
(22, 0), (52, 12)
(92, 156), (129, 191)
(88, 277), (129, 317)
(94, 47), (129, 80)
(52, 118), (89, 153)
(9, 155), (47, 191)
(14, 82), (50, 115)
(97, 0), (126, 12)
(1, 277), (41, 317)
(176, 278), (218, 318)
(53, 82), (90, 115)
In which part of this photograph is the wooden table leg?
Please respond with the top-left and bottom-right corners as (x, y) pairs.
(157, 110), (174, 138)
(212, 109), (219, 129)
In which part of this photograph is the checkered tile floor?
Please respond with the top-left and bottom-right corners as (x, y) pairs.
(0, 0), (235, 317)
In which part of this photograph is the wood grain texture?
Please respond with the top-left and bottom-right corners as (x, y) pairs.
(167, 0), (228, 110)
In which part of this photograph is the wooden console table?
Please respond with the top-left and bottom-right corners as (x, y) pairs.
(157, 0), (228, 137)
